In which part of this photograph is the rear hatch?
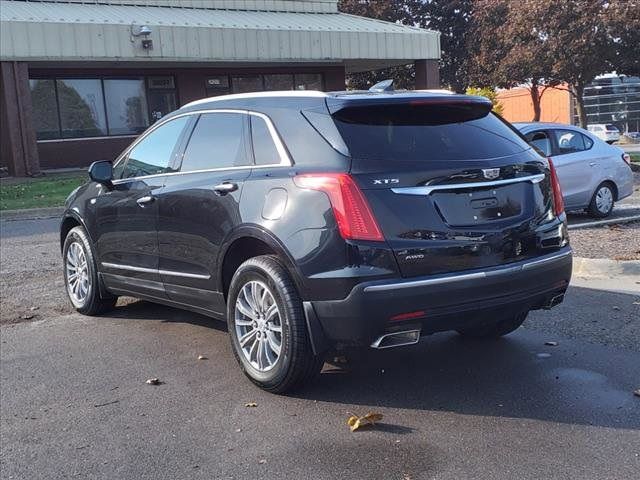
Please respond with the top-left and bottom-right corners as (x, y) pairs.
(326, 94), (560, 277)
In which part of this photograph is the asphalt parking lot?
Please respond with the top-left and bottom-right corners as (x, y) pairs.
(1, 217), (639, 480)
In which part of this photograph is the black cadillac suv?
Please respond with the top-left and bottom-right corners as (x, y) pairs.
(61, 86), (572, 392)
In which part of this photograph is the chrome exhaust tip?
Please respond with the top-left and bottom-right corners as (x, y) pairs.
(370, 329), (421, 349)
(543, 294), (565, 310)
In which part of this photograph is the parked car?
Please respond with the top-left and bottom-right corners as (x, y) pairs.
(515, 123), (634, 217)
(587, 124), (621, 144)
(61, 89), (572, 392)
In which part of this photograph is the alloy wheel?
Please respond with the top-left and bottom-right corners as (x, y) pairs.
(234, 280), (282, 372)
(66, 241), (90, 304)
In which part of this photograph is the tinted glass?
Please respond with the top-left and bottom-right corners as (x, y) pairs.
(181, 113), (248, 172)
(29, 79), (60, 140)
(333, 108), (530, 162)
(104, 79), (149, 135)
(56, 79), (107, 138)
(552, 129), (586, 154)
(121, 116), (189, 178)
(264, 74), (293, 91)
(250, 116), (280, 165)
(525, 130), (552, 156)
(294, 74), (323, 91)
(232, 76), (262, 93)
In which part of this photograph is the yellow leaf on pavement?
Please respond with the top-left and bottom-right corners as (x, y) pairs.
(346, 412), (383, 431)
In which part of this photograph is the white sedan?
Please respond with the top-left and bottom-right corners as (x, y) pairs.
(515, 122), (634, 218)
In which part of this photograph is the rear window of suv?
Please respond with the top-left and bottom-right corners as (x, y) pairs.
(332, 104), (530, 163)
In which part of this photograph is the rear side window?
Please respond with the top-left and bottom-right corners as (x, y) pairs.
(552, 129), (589, 155)
(117, 116), (189, 179)
(332, 105), (530, 163)
(250, 115), (280, 166)
(180, 113), (249, 172)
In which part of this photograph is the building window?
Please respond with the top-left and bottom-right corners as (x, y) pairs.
(264, 74), (294, 91)
(29, 79), (60, 140)
(294, 73), (323, 91)
(29, 75), (176, 140)
(232, 76), (263, 94)
(56, 79), (108, 138)
(104, 79), (149, 136)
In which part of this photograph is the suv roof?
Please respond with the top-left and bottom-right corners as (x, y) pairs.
(181, 89), (482, 112)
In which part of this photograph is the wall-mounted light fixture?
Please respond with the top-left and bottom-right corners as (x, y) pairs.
(130, 25), (153, 50)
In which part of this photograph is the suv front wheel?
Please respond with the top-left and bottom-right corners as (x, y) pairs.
(63, 226), (117, 315)
(227, 255), (324, 393)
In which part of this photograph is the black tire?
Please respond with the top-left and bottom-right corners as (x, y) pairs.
(226, 255), (324, 393)
(456, 311), (528, 338)
(62, 226), (117, 315)
(587, 182), (615, 218)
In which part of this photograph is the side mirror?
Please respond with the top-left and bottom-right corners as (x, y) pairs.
(88, 160), (113, 187)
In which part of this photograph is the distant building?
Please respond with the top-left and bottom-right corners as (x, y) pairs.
(497, 74), (640, 133)
(0, 0), (441, 176)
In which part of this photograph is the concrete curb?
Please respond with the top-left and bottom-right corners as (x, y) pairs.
(573, 256), (640, 280)
(0, 206), (64, 222)
(568, 214), (640, 230)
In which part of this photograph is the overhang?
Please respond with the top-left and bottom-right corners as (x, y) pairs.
(0, 0), (440, 72)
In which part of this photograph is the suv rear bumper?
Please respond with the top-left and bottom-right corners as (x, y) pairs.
(307, 247), (572, 347)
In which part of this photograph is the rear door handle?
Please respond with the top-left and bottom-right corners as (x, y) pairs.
(136, 195), (155, 206)
(213, 182), (238, 195)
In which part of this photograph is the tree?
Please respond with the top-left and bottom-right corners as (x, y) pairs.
(529, 0), (619, 128)
(466, 87), (503, 115)
(420, 0), (474, 93)
(338, 1), (423, 89)
(338, 1), (476, 92)
(606, 0), (640, 77)
(470, 0), (559, 121)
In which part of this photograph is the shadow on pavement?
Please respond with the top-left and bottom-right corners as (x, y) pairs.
(106, 289), (639, 432)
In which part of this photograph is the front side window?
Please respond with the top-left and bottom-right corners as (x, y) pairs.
(56, 79), (107, 138)
(180, 113), (248, 172)
(250, 116), (281, 165)
(552, 129), (586, 155)
(119, 116), (189, 179)
(525, 130), (552, 157)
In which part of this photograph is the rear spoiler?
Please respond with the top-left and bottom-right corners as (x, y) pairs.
(326, 94), (493, 126)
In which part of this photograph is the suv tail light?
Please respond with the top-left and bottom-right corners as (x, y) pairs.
(622, 153), (631, 165)
(548, 158), (564, 216)
(294, 173), (384, 241)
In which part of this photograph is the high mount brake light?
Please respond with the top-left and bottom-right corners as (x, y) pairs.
(293, 173), (384, 242)
(548, 158), (564, 216)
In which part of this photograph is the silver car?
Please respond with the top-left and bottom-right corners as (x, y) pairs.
(515, 123), (634, 218)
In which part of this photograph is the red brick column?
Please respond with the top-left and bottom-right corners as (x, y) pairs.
(0, 61), (40, 176)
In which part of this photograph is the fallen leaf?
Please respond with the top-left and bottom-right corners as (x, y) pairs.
(634, 389), (640, 398)
(612, 306), (620, 311)
(633, 301), (640, 305)
(544, 341), (559, 346)
(19, 314), (34, 320)
(245, 402), (258, 408)
(145, 378), (161, 385)
(197, 355), (208, 360)
(30, 306), (39, 311)
(346, 412), (383, 432)
(258, 459), (267, 464)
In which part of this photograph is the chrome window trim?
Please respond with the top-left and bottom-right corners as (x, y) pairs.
(111, 108), (291, 185)
(391, 174), (545, 196)
(363, 249), (571, 292)
(101, 262), (211, 280)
